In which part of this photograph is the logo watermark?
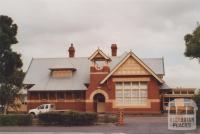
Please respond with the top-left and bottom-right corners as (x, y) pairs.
(168, 114), (196, 130)
(167, 99), (197, 130)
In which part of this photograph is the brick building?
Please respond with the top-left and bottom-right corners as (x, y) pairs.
(24, 44), (170, 114)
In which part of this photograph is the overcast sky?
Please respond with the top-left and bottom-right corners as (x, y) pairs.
(0, 0), (200, 88)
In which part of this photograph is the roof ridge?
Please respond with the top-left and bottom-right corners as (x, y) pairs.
(32, 57), (89, 60)
(32, 57), (163, 60)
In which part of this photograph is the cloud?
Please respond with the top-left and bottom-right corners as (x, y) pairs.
(0, 0), (200, 88)
(165, 59), (200, 88)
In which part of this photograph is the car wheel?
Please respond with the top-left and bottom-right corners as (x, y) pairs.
(30, 112), (35, 118)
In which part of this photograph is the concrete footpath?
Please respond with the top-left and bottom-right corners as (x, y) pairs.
(0, 117), (199, 134)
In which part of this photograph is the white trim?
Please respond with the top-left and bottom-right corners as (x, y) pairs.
(100, 51), (164, 84)
(89, 89), (109, 102)
(88, 48), (111, 61)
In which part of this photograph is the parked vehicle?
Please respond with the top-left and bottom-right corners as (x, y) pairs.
(28, 104), (55, 117)
(28, 104), (70, 117)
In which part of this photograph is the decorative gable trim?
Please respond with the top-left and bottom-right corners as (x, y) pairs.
(100, 51), (164, 84)
(113, 56), (150, 75)
(88, 48), (111, 61)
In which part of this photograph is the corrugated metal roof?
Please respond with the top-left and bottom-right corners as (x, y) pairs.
(160, 83), (171, 90)
(23, 53), (165, 91)
(142, 58), (164, 75)
(24, 57), (90, 91)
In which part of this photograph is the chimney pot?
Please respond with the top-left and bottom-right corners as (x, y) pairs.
(111, 44), (117, 56)
(68, 43), (75, 58)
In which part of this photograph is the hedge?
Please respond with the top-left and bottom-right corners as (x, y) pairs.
(0, 114), (32, 126)
(38, 111), (97, 126)
(98, 114), (118, 123)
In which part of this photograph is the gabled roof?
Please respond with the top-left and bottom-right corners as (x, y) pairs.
(23, 57), (90, 91)
(100, 51), (164, 84)
(88, 48), (111, 61)
(23, 53), (165, 91)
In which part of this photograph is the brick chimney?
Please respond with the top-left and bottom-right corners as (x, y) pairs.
(111, 44), (117, 56)
(68, 43), (75, 58)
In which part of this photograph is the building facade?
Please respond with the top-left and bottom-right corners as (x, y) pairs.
(24, 44), (170, 114)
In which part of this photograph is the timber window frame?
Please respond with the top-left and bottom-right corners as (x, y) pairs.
(40, 92), (48, 100)
(115, 81), (148, 106)
(57, 92), (65, 100)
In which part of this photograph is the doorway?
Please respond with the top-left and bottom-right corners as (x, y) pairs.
(93, 93), (106, 113)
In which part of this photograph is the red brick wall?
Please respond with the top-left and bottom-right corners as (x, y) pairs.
(28, 67), (161, 114)
(27, 91), (86, 111)
(28, 101), (85, 111)
(148, 76), (160, 99)
(86, 73), (161, 114)
(86, 66), (110, 99)
(85, 66), (111, 112)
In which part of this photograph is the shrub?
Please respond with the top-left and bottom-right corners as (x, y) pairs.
(38, 111), (97, 126)
(98, 114), (118, 123)
(37, 112), (62, 125)
(0, 114), (32, 126)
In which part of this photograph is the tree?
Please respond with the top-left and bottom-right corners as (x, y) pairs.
(0, 15), (24, 114)
(184, 24), (200, 61)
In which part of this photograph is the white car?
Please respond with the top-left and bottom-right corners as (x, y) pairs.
(28, 104), (55, 117)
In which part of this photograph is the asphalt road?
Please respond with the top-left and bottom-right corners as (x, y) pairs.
(0, 117), (199, 134)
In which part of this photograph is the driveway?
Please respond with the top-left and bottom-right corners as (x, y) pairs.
(0, 116), (199, 134)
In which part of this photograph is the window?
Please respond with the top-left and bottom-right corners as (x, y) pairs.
(38, 105), (45, 109)
(116, 82), (123, 90)
(115, 82), (148, 106)
(174, 90), (180, 94)
(116, 89), (123, 105)
(49, 92), (56, 100)
(181, 90), (187, 94)
(188, 90), (194, 94)
(124, 82), (131, 89)
(45, 105), (49, 109)
(51, 70), (73, 78)
(73, 91), (84, 100)
(30, 92), (39, 100)
(124, 88), (131, 104)
(40, 92), (47, 100)
(57, 92), (65, 100)
(50, 104), (55, 109)
(132, 82), (138, 89)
